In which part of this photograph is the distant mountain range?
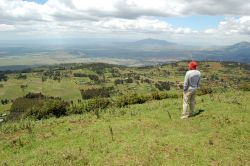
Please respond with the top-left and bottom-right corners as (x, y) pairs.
(132, 38), (176, 46)
(0, 38), (249, 68)
(122, 39), (250, 63)
(193, 41), (250, 62)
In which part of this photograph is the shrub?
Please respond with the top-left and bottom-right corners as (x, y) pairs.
(125, 78), (133, 83)
(86, 98), (110, 111)
(210, 73), (219, 81)
(114, 93), (150, 108)
(152, 92), (167, 100)
(80, 87), (114, 99)
(141, 78), (152, 84)
(238, 83), (250, 91)
(114, 79), (124, 85)
(0, 73), (8, 81)
(42, 76), (47, 82)
(1, 99), (9, 105)
(73, 73), (88, 77)
(16, 73), (27, 80)
(8, 93), (69, 120)
(155, 81), (171, 91)
(197, 87), (213, 96)
(111, 67), (121, 77)
(25, 92), (44, 99)
(88, 74), (99, 82)
(134, 75), (140, 80)
(151, 91), (179, 100)
(24, 100), (69, 120)
(9, 97), (45, 120)
(69, 97), (111, 114)
(20, 84), (28, 90)
(43, 70), (61, 81)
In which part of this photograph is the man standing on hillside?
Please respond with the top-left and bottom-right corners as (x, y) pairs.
(181, 60), (201, 119)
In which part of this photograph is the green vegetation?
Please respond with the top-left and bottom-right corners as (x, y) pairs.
(0, 61), (249, 165)
(0, 90), (249, 165)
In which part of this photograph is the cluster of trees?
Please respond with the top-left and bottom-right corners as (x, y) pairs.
(73, 73), (104, 84)
(114, 78), (133, 85)
(1, 99), (10, 105)
(140, 78), (153, 84)
(84, 63), (115, 75)
(238, 83), (250, 91)
(88, 74), (99, 82)
(43, 70), (61, 81)
(114, 79), (124, 85)
(8, 92), (68, 120)
(25, 92), (44, 98)
(73, 73), (88, 77)
(0, 73), (8, 81)
(20, 84), (28, 91)
(80, 87), (114, 99)
(24, 100), (69, 120)
(111, 68), (121, 77)
(16, 73), (27, 80)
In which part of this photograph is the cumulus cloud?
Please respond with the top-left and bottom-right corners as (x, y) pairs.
(204, 16), (250, 35)
(0, 24), (16, 31)
(1, 0), (250, 21)
(95, 18), (172, 33)
(47, 0), (250, 19)
(0, 0), (250, 44)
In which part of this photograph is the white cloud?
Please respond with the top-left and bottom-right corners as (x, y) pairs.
(1, 0), (250, 22)
(0, 24), (15, 31)
(95, 18), (171, 32)
(0, 0), (250, 44)
(203, 16), (250, 35)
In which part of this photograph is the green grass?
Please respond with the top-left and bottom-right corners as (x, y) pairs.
(0, 75), (82, 103)
(1, 90), (249, 165)
(0, 61), (249, 165)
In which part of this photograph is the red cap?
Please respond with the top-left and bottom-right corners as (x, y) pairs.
(188, 60), (197, 70)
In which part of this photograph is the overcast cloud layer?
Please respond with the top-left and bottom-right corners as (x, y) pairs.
(0, 0), (250, 45)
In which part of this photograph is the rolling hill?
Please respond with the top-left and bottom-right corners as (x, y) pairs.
(193, 42), (250, 62)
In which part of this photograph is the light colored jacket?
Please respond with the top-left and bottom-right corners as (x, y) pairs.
(183, 70), (201, 91)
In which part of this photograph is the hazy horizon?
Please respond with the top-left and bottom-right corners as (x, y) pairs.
(0, 37), (248, 47)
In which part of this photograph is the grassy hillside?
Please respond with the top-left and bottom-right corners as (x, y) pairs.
(0, 61), (249, 165)
(0, 90), (249, 165)
(0, 61), (249, 113)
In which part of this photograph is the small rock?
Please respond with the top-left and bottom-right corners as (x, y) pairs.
(0, 119), (4, 123)
(43, 133), (52, 139)
(208, 139), (214, 145)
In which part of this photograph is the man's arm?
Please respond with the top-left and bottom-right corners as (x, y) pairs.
(197, 72), (201, 88)
(183, 72), (189, 91)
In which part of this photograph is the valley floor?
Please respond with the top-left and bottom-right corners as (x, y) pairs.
(0, 91), (250, 166)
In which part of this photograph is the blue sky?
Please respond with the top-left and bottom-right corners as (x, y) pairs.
(24, 0), (47, 4)
(158, 15), (225, 30)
